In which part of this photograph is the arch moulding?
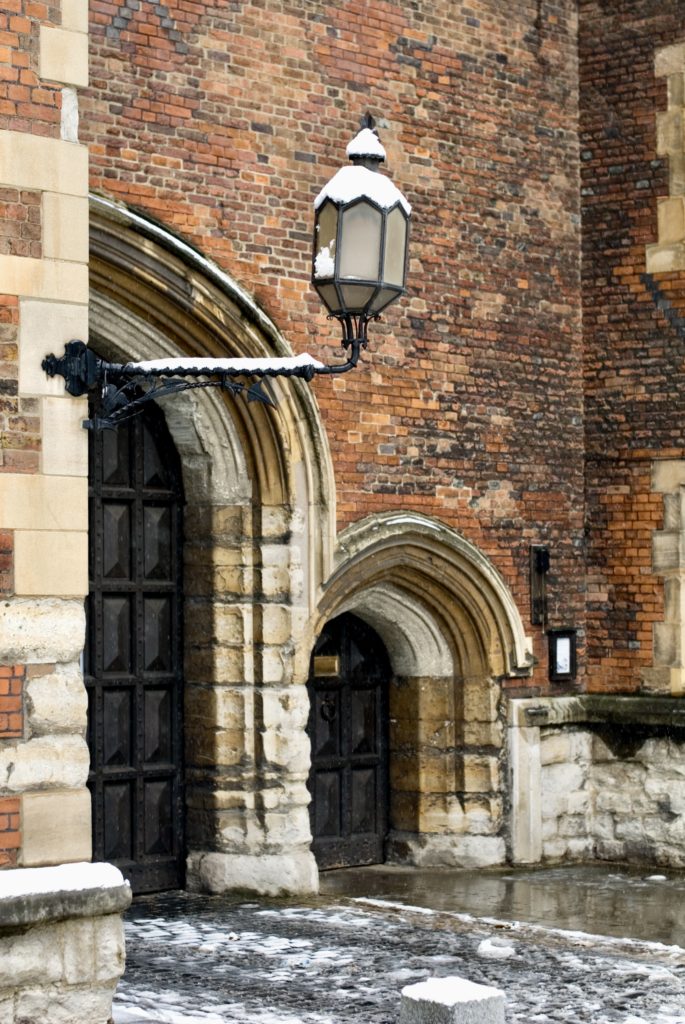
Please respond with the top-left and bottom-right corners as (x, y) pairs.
(89, 195), (336, 895)
(312, 511), (534, 869)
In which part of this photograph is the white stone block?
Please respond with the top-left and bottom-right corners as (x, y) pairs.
(42, 194), (88, 263)
(0, 598), (85, 664)
(540, 731), (571, 766)
(0, 130), (88, 195)
(21, 788), (91, 866)
(0, 735), (89, 792)
(187, 850), (318, 896)
(0, 474), (87, 531)
(0, 256), (88, 303)
(14, 529), (88, 598)
(39, 26), (88, 88)
(41, 396), (89, 476)
(19, 299), (88, 397)
(93, 915), (126, 982)
(0, 926), (63, 987)
(400, 977), (505, 1024)
(26, 662), (87, 736)
(508, 723), (542, 864)
(15, 982), (116, 1024)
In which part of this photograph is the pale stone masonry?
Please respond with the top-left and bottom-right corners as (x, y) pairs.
(0, 863), (130, 1024)
(0, 7), (127, 1023)
(0, 3), (90, 870)
(509, 696), (685, 867)
(646, 42), (685, 271)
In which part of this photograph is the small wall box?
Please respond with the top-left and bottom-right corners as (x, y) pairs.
(548, 629), (577, 683)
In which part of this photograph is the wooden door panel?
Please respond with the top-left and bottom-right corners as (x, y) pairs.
(307, 613), (389, 869)
(87, 402), (185, 894)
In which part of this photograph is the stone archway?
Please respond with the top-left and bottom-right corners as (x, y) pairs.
(89, 195), (336, 894)
(315, 511), (533, 868)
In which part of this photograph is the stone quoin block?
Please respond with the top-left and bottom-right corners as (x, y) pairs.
(400, 977), (505, 1024)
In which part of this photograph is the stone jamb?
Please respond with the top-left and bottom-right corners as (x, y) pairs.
(648, 459), (685, 695)
(646, 42), (685, 272)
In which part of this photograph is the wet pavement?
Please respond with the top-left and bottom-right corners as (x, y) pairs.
(320, 865), (685, 948)
(113, 866), (685, 1024)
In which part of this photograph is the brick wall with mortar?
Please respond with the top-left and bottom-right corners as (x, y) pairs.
(580, 1), (685, 694)
(82, 0), (584, 691)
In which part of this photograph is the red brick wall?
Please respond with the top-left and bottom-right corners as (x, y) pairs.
(0, 664), (24, 739)
(0, 294), (39, 479)
(580, 1), (685, 692)
(0, 188), (42, 258)
(0, 797), (20, 869)
(0, 0), (63, 139)
(83, 0), (584, 690)
(0, 667), (23, 869)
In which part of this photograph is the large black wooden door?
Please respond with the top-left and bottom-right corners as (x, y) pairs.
(86, 402), (185, 894)
(307, 613), (390, 869)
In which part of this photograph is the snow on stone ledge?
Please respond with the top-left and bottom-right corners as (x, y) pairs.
(0, 861), (128, 900)
(401, 976), (505, 1006)
(314, 165), (411, 214)
(125, 354), (325, 374)
(346, 127), (387, 161)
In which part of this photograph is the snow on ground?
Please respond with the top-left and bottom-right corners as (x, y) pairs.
(113, 892), (685, 1024)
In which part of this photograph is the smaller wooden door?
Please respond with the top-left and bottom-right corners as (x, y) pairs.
(307, 613), (390, 869)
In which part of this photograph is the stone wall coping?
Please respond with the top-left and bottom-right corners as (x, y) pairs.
(0, 862), (131, 934)
(508, 694), (685, 729)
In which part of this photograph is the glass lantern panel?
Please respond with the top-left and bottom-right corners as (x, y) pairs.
(370, 286), (402, 314)
(338, 284), (376, 313)
(314, 202), (338, 279)
(339, 202), (382, 281)
(315, 282), (342, 314)
(383, 206), (407, 286)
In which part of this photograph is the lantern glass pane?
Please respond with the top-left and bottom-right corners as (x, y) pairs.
(315, 283), (341, 314)
(383, 207), (407, 286)
(339, 284), (375, 312)
(370, 286), (401, 314)
(339, 202), (382, 281)
(313, 202), (338, 279)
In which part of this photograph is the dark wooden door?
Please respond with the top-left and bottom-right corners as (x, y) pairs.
(307, 613), (390, 869)
(86, 402), (185, 893)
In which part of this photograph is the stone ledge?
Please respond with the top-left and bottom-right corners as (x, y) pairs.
(0, 863), (131, 935)
(509, 695), (685, 730)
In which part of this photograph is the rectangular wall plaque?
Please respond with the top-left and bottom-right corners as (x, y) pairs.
(548, 628), (577, 683)
(313, 655), (340, 677)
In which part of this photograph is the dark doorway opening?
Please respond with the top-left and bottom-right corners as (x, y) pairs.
(307, 612), (391, 869)
(86, 401), (185, 893)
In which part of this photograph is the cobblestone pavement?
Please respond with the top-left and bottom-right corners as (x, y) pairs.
(113, 889), (685, 1024)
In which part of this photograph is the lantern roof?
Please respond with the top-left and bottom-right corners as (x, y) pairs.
(314, 164), (411, 215)
(346, 127), (387, 161)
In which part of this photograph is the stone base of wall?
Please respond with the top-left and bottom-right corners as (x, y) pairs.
(510, 696), (685, 868)
(187, 849), (319, 895)
(0, 862), (131, 1024)
(386, 831), (506, 869)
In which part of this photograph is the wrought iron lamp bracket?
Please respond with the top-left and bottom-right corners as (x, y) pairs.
(42, 328), (368, 430)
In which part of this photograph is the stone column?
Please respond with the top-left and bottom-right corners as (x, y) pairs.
(0, 0), (90, 870)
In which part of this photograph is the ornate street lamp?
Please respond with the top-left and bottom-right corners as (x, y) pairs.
(42, 114), (411, 429)
(312, 113), (411, 355)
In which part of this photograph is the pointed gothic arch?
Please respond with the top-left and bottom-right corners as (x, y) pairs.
(89, 194), (335, 894)
(311, 511), (533, 867)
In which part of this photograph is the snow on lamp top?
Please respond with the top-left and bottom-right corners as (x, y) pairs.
(314, 165), (411, 215)
(346, 126), (387, 161)
(314, 115), (411, 215)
